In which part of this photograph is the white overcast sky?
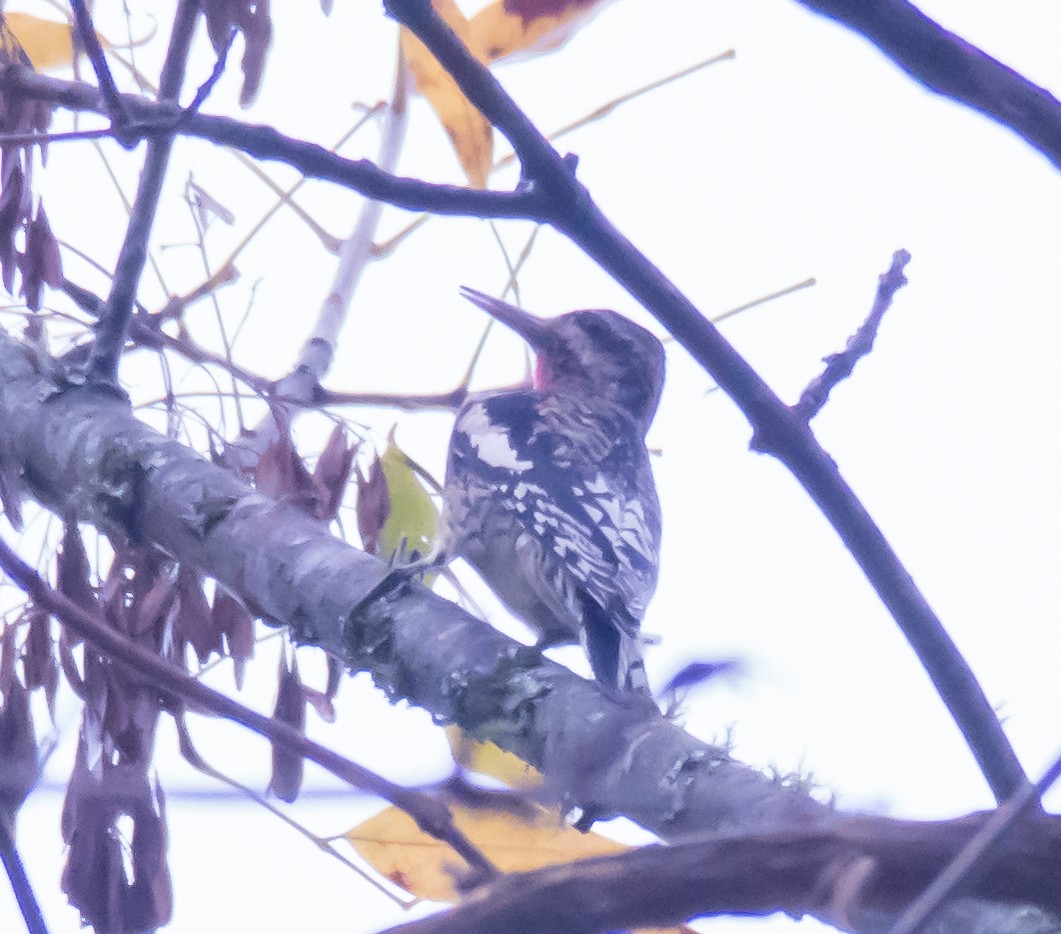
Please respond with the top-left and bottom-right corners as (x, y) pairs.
(2, 2), (1061, 932)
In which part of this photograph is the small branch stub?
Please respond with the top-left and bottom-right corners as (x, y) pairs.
(795, 249), (911, 421)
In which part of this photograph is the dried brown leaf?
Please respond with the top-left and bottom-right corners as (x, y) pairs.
(61, 740), (172, 932)
(269, 651), (305, 802)
(355, 455), (390, 556)
(401, 1), (493, 187)
(471, 0), (609, 64)
(0, 674), (37, 832)
(176, 567), (221, 664)
(212, 589), (255, 689)
(203, 0), (273, 107)
(312, 423), (357, 521)
(19, 201), (63, 310)
(57, 522), (95, 619)
(21, 606), (57, 711)
(0, 162), (25, 293)
(255, 428), (319, 513)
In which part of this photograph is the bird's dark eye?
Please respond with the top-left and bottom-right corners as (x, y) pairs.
(579, 316), (607, 338)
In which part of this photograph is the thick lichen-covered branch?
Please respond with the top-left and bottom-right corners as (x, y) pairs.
(0, 331), (825, 846)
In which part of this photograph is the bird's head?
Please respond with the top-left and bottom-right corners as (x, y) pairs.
(460, 287), (666, 432)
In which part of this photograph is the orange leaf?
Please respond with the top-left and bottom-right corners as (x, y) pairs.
(469, 0), (612, 65)
(401, 1), (493, 188)
(0, 13), (75, 72)
(347, 800), (688, 932)
(347, 801), (627, 902)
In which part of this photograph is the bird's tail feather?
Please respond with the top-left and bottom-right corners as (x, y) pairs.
(583, 607), (651, 697)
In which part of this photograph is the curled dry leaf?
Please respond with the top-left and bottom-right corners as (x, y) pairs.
(186, 178), (237, 229)
(0, 160), (28, 294)
(0, 15), (63, 308)
(312, 423), (358, 521)
(0, 642), (38, 834)
(176, 567), (222, 664)
(471, 0), (612, 64)
(212, 589), (255, 689)
(255, 425), (322, 515)
(61, 739), (172, 932)
(203, 0), (274, 107)
(21, 606), (58, 713)
(355, 454), (389, 557)
(57, 522), (95, 621)
(402, 0), (612, 185)
(301, 680), (337, 724)
(401, 0), (493, 188)
(269, 651), (306, 802)
(18, 201), (63, 311)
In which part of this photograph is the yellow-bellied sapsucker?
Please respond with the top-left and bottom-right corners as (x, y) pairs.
(439, 288), (665, 694)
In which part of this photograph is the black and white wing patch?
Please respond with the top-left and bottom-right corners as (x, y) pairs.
(448, 391), (660, 633)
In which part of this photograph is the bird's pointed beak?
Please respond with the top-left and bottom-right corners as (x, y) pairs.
(460, 287), (551, 348)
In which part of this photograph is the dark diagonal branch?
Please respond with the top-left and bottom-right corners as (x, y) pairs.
(85, 1), (200, 384)
(0, 537), (497, 887)
(0, 823), (48, 934)
(889, 749), (1061, 934)
(0, 69), (551, 220)
(383, 0), (1029, 807)
(381, 812), (1061, 934)
(69, 0), (130, 132)
(795, 249), (910, 420)
(793, 0), (1061, 170)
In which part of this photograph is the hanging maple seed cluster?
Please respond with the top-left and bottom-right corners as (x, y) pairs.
(0, 18), (62, 311)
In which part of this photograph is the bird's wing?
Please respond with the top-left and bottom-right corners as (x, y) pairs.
(448, 392), (660, 633)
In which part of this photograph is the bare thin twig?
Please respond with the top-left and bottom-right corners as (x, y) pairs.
(320, 386), (467, 411)
(180, 28), (236, 119)
(1, 69), (550, 220)
(794, 249), (910, 420)
(69, 0), (130, 132)
(85, 0), (200, 384)
(711, 277), (817, 325)
(0, 537), (498, 887)
(174, 715), (411, 907)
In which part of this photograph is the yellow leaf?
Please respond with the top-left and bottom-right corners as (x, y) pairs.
(347, 801), (627, 903)
(346, 800), (690, 933)
(446, 725), (543, 790)
(0, 13), (75, 72)
(378, 438), (438, 566)
(401, 1), (493, 188)
(468, 0), (610, 65)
